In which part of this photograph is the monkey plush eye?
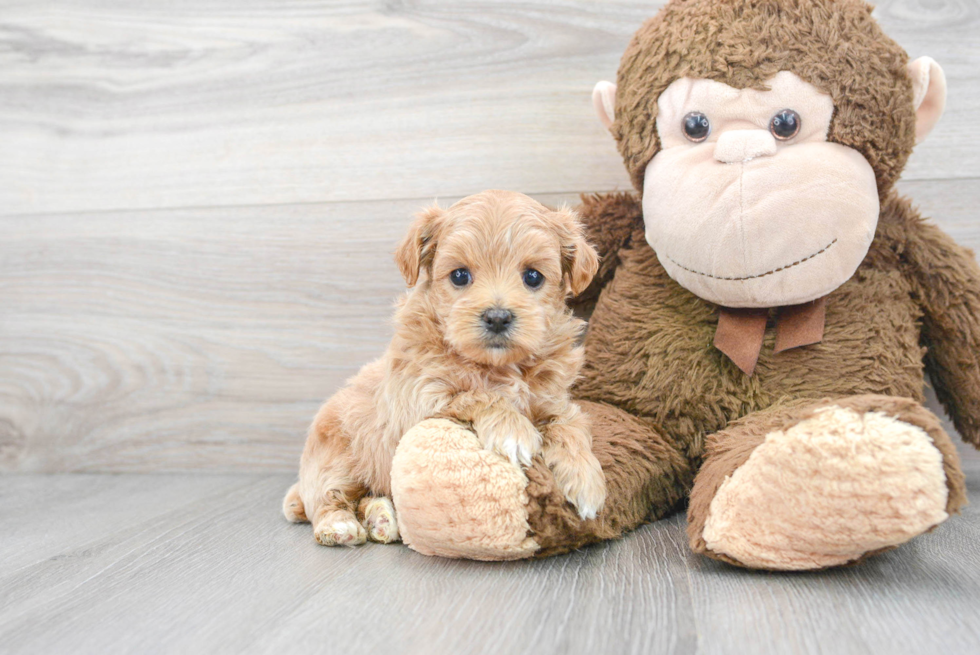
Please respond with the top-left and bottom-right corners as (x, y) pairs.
(523, 268), (544, 289)
(682, 112), (711, 142)
(449, 268), (472, 287)
(770, 109), (801, 140)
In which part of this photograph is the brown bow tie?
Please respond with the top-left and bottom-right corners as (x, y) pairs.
(713, 297), (827, 376)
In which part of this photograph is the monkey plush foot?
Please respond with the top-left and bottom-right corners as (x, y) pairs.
(390, 402), (693, 561)
(688, 395), (967, 570)
(390, 418), (540, 560)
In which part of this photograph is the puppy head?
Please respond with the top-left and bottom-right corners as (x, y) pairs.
(395, 190), (598, 366)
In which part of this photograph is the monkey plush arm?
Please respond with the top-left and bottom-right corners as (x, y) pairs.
(569, 191), (645, 312)
(900, 200), (980, 448)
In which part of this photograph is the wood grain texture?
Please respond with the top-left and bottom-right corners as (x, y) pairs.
(2, 2), (979, 651)
(3, 181), (980, 473)
(0, 454), (977, 655)
(0, 0), (978, 216)
(1, 194), (584, 473)
(0, 197), (426, 472)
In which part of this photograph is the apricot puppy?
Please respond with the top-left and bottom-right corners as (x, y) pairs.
(283, 189), (606, 547)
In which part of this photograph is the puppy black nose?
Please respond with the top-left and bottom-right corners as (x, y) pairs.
(482, 308), (514, 334)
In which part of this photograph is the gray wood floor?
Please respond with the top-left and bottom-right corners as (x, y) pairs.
(3, 1), (980, 653)
(1, 438), (978, 655)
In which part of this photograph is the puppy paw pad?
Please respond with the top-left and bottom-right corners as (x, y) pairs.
(361, 497), (401, 544)
(314, 519), (366, 547)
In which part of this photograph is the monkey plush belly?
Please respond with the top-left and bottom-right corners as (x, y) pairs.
(576, 239), (925, 460)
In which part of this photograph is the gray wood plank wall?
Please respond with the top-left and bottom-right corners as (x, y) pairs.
(2, 0), (979, 473)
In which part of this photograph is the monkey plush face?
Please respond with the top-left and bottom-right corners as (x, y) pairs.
(592, 0), (947, 309)
(641, 71), (878, 307)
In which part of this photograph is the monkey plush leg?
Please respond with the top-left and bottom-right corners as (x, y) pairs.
(688, 395), (967, 570)
(524, 400), (692, 558)
(390, 401), (693, 560)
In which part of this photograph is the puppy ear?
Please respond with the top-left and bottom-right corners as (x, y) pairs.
(552, 207), (599, 296)
(395, 204), (445, 287)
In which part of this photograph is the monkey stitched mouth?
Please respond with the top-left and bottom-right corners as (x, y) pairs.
(664, 239), (837, 281)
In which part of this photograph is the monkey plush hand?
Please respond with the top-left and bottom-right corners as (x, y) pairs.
(388, 0), (980, 569)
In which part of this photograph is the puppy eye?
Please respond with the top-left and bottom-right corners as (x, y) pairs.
(770, 109), (801, 140)
(449, 268), (471, 287)
(682, 112), (710, 142)
(523, 268), (544, 289)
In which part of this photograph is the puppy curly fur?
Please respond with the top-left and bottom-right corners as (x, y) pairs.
(283, 189), (606, 546)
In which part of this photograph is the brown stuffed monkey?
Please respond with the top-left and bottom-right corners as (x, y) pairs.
(388, 0), (980, 570)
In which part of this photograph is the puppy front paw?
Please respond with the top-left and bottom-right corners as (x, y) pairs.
(550, 452), (607, 520)
(313, 513), (367, 547)
(478, 411), (543, 467)
(358, 496), (401, 544)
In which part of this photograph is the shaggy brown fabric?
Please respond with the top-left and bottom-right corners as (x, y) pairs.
(612, 0), (915, 195)
(507, 0), (980, 566)
(892, 195), (980, 448)
(687, 399), (815, 567)
(541, 187), (980, 564)
(685, 398), (813, 561)
(568, 192), (645, 316)
(389, 0), (978, 565)
(525, 400), (693, 557)
(686, 395), (967, 569)
(575, 191), (929, 462)
(613, 0), (916, 195)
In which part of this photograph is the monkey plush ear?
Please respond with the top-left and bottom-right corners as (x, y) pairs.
(592, 81), (617, 131)
(552, 207), (600, 296)
(394, 205), (445, 287)
(908, 56), (946, 144)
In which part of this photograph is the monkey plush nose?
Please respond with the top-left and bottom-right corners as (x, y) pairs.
(482, 308), (514, 334)
(714, 129), (777, 164)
